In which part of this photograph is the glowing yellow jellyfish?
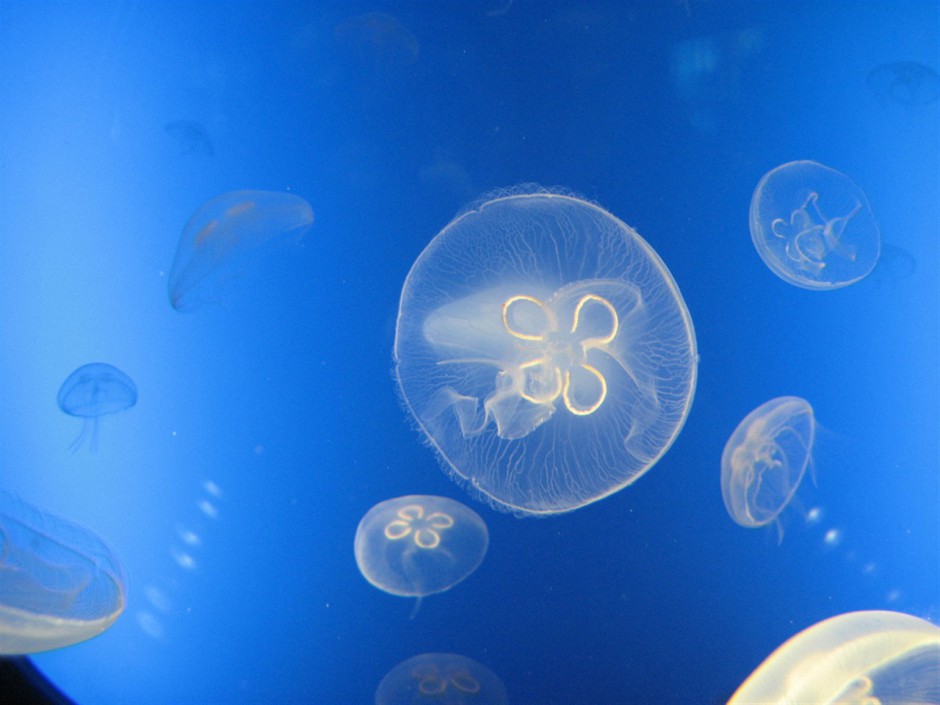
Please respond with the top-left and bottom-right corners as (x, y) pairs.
(394, 187), (697, 514)
(728, 611), (940, 704)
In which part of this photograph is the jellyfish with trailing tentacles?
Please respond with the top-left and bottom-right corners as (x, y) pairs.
(57, 363), (137, 452)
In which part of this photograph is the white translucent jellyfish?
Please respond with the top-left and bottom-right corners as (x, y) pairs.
(750, 160), (881, 290)
(394, 187), (698, 515)
(375, 653), (508, 705)
(721, 396), (815, 539)
(0, 491), (127, 655)
(728, 610), (940, 704)
(354, 495), (488, 601)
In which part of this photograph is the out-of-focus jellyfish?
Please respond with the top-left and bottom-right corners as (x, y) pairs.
(728, 611), (940, 704)
(0, 490), (127, 655)
(866, 61), (940, 106)
(57, 363), (138, 452)
(163, 120), (214, 157)
(721, 396), (815, 540)
(375, 653), (509, 705)
(394, 187), (698, 515)
(167, 190), (314, 312)
(750, 161), (881, 290)
(335, 12), (419, 67)
(354, 496), (488, 606)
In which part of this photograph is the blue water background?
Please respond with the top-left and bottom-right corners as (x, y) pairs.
(0, 1), (937, 703)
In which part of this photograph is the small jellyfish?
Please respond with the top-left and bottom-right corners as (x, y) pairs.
(167, 190), (314, 312)
(163, 120), (214, 157)
(0, 490), (127, 655)
(335, 12), (420, 67)
(721, 396), (815, 539)
(750, 161), (881, 290)
(866, 61), (940, 106)
(375, 653), (509, 705)
(354, 496), (488, 605)
(728, 611), (940, 704)
(57, 363), (137, 452)
(394, 187), (697, 515)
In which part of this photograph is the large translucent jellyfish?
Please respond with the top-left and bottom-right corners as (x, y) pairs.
(394, 188), (698, 515)
(721, 396), (815, 539)
(375, 653), (509, 705)
(167, 190), (314, 312)
(750, 161), (881, 290)
(57, 363), (138, 452)
(354, 496), (488, 603)
(728, 611), (940, 704)
(0, 491), (127, 655)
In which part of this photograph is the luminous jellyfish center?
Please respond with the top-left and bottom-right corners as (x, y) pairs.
(383, 504), (455, 549)
(770, 192), (862, 275)
(417, 672), (481, 696)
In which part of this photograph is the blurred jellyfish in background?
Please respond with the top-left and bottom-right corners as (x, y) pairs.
(354, 495), (488, 613)
(163, 120), (214, 157)
(167, 190), (314, 312)
(721, 396), (816, 543)
(0, 490), (127, 655)
(375, 653), (509, 705)
(728, 611), (940, 704)
(394, 188), (697, 515)
(866, 61), (940, 106)
(57, 362), (138, 452)
(749, 161), (881, 290)
(334, 12), (420, 68)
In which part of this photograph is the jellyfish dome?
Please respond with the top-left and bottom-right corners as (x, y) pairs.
(375, 653), (509, 705)
(57, 363), (138, 451)
(354, 495), (488, 598)
(0, 491), (127, 655)
(394, 187), (698, 515)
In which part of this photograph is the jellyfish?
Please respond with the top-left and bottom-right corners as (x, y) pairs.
(0, 490), (127, 655)
(728, 611), (940, 704)
(866, 61), (940, 106)
(163, 120), (214, 157)
(375, 653), (509, 705)
(721, 396), (815, 540)
(334, 12), (420, 67)
(394, 187), (698, 515)
(57, 363), (138, 452)
(167, 190), (314, 312)
(750, 161), (881, 290)
(354, 496), (488, 612)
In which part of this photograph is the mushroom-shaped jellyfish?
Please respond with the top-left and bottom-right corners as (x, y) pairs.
(375, 653), (509, 705)
(167, 190), (314, 312)
(0, 490), (127, 655)
(721, 396), (815, 540)
(354, 495), (488, 609)
(728, 610), (940, 704)
(750, 161), (880, 290)
(57, 362), (138, 452)
(394, 188), (697, 515)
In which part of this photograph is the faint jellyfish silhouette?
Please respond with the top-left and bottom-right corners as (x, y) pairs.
(394, 187), (698, 515)
(375, 653), (509, 705)
(728, 611), (940, 704)
(866, 61), (940, 106)
(334, 12), (419, 67)
(750, 161), (881, 290)
(354, 496), (488, 613)
(0, 490), (127, 655)
(57, 363), (138, 452)
(721, 396), (815, 542)
(163, 120), (214, 157)
(167, 190), (314, 312)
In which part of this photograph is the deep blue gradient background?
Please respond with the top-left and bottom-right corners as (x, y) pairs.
(1, 2), (937, 703)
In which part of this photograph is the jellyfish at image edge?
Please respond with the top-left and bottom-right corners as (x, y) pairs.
(750, 160), (881, 290)
(354, 495), (488, 615)
(375, 653), (509, 705)
(728, 610), (940, 704)
(167, 190), (314, 312)
(57, 362), (138, 452)
(721, 396), (815, 542)
(394, 186), (698, 515)
(866, 61), (940, 106)
(0, 490), (127, 655)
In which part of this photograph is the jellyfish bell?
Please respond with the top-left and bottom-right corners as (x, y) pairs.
(57, 362), (138, 452)
(395, 186), (697, 515)
(375, 653), (508, 705)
